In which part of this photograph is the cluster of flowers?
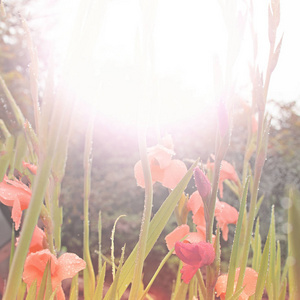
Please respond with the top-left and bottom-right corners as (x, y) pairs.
(134, 135), (258, 299)
(0, 162), (86, 300)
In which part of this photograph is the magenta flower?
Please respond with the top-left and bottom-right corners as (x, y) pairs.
(175, 241), (215, 283)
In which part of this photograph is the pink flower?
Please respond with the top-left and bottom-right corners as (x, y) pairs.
(207, 158), (239, 198)
(16, 226), (47, 253)
(134, 136), (187, 189)
(23, 249), (86, 300)
(215, 267), (258, 299)
(0, 175), (31, 230)
(215, 201), (239, 241)
(175, 241), (215, 283)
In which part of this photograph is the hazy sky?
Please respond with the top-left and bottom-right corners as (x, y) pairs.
(27, 0), (300, 125)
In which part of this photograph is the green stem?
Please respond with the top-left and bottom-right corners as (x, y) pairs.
(83, 116), (96, 299)
(129, 126), (153, 300)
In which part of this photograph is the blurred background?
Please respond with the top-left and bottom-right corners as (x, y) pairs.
(0, 0), (299, 296)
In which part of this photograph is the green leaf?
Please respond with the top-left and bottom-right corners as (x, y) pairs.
(173, 282), (188, 300)
(227, 285), (244, 300)
(93, 262), (106, 300)
(34, 260), (53, 300)
(69, 273), (79, 300)
(288, 188), (300, 299)
(16, 281), (26, 300)
(275, 241), (281, 296)
(25, 280), (37, 300)
(0, 135), (14, 181)
(226, 178), (249, 299)
(254, 210), (271, 300)
(255, 195), (264, 218)
(278, 277), (287, 300)
(251, 218), (261, 271)
(14, 132), (28, 171)
(111, 215), (126, 279)
(110, 244), (126, 300)
(104, 159), (198, 299)
(266, 206), (276, 299)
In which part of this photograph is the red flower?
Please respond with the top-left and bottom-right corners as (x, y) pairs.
(215, 267), (258, 299)
(0, 175), (31, 230)
(134, 135), (187, 189)
(23, 249), (86, 300)
(175, 241), (215, 283)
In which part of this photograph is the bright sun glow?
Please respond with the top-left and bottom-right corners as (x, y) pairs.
(28, 0), (299, 127)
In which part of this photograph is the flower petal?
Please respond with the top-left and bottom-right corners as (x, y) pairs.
(215, 201), (238, 241)
(161, 159), (187, 189)
(187, 191), (203, 215)
(23, 249), (58, 287)
(12, 198), (22, 230)
(165, 224), (190, 251)
(56, 253), (86, 282)
(175, 241), (215, 267)
(180, 263), (200, 284)
(148, 144), (174, 169)
(215, 267), (258, 300)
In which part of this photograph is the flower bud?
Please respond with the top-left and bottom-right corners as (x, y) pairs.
(194, 167), (211, 199)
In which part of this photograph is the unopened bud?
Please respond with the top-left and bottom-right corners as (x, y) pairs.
(194, 167), (211, 199)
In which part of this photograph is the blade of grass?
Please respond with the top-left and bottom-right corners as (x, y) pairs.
(266, 206), (276, 298)
(92, 262), (106, 300)
(25, 280), (37, 300)
(251, 218), (261, 271)
(111, 215), (126, 279)
(225, 178), (249, 299)
(254, 209), (271, 300)
(288, 188), (300, 299)
(110, 245), (126, 300)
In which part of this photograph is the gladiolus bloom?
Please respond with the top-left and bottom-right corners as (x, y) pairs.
(23, 161), (37, 175)
(0, 175), (31, 230)
(16, 226), (47, 253)
(215, 201), (239, 241)
(134, 136), (187, 189)
(215, 267), (258, 300)
(23, 249), (86, 300)
(175, 241), (215, 283)
(207, 158), (239, 198)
